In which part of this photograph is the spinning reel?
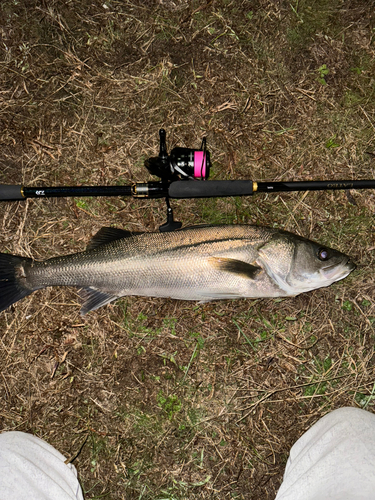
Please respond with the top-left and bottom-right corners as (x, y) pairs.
(143, 129), (211, 231)
(145, 128), (211, 182)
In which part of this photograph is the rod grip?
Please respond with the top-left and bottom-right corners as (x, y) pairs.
(0, 185), (24, 201)
(168, 180), (254, 198)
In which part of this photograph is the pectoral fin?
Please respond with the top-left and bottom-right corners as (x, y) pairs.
(209, 257), (261, 279)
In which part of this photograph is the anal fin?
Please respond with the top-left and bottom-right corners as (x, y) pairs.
(79, 287), (118, 315)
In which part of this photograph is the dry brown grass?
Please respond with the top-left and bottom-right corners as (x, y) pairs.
(0, 1), (375, 499)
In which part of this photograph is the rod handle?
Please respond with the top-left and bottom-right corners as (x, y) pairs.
(168, 180), (254, 198)
(0, 185), (24, 201)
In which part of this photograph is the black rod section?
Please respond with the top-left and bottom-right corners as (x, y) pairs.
(0, 183), (169, 201)
(1, 179), (375, 202)
(22, 185), (133, 198)
(256, 180), (375, 193)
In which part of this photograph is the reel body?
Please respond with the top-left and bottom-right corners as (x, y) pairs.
(145, 129), (211, 182)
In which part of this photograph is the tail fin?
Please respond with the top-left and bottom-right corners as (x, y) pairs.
(0, 253), (34, 313)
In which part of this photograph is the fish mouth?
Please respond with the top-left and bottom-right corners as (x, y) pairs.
(346, 259), (356, 272)
(321, 258), (356, 280)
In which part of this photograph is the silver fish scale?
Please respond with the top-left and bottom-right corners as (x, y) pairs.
(1, 223), (353, 314)
(26, 225), (276, 300)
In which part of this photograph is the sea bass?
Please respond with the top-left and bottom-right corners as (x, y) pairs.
(0, 225), (355, 315)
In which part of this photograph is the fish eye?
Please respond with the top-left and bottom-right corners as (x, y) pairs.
(318, 247), (330, 261)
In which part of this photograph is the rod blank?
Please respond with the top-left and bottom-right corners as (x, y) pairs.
(0, 179), (374, 202)
(256, 180), (375, 193)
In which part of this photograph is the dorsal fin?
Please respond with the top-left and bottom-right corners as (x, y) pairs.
(86, 227), (138, 250)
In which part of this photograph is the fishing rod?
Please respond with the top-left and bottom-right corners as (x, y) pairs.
(1, 129), (374, 231)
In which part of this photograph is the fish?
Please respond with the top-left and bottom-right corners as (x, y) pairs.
(0, 225), (355, 315)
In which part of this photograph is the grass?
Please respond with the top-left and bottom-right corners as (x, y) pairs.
(0, 1), (374, 499)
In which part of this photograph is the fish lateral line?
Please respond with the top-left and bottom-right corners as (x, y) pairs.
(87, 226), (265, 255)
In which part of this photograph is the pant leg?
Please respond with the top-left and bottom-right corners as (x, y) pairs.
(275, 407), (375, 500)
(0, 431), (84, 500)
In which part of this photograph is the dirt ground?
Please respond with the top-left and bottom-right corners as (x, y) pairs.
(0, 1), (374, 499)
